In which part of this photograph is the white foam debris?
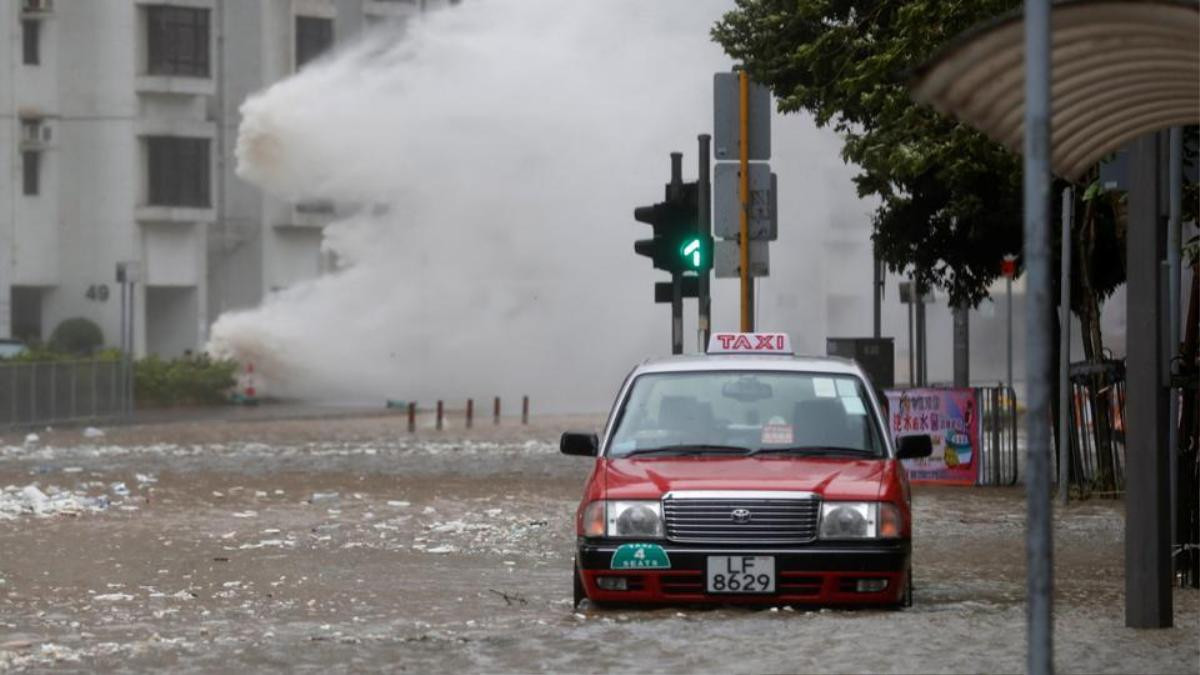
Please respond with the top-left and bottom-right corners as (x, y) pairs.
(23, 433), (39, 445)
(82, 427), (105, 438)
(387, 500), (410, 507)
(110, 482), (130, 497)
(93, 593), (133, 602)
(231, 511), (258, 518)
(0, 484), (113, 519)
(238, 539), (295, 550)
(135, 473), (157, 484)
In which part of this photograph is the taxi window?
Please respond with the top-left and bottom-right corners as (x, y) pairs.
(607, 371), (885, 457)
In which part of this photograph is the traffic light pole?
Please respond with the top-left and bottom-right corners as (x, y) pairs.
(738, 71), (753, 331)
(698, 134), (712, 350)
(670, 153), (685, 355)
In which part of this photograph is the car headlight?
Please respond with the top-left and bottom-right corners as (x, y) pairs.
(819, 502), (903, 539)
(606, 500), (664, 538)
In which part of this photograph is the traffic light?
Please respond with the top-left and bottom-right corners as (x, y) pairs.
(633, 182), (712, 274)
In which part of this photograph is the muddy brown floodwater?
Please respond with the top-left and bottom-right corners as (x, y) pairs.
(0, 411), (1196, 673)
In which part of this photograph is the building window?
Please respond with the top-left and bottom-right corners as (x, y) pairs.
(22, 151), (40, 196)
(146, 136), (210, 207)
(146, 6), (210, 77)
(22, 20), (39, 65)
(295, 16), (334, 69)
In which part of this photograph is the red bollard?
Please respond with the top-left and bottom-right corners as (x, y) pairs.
(493, 396), (501, 425)
(436, 400), (444, 431)
(522, 395), (529, 425)
(407, 402), (416, 433)
(466, 398), (474, 429)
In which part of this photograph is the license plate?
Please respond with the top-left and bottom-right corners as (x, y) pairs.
(705, 556), (775, 593)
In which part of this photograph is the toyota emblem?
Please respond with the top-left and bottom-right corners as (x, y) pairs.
(730, 508), (752, 524)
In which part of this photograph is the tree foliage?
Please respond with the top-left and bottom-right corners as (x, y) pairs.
(713, 0), (1030, 307)
(49, 318), (104, 356)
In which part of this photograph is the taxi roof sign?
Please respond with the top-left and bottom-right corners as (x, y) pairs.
(707, 332), (793, 355)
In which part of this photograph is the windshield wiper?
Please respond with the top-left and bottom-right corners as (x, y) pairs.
(621, 444), (753, 458)
(747, 446), (878, 457)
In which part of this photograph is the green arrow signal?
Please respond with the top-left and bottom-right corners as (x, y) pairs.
(682, 238), (702, 268)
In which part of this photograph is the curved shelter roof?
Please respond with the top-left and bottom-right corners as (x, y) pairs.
(911, 0), (1199, 181)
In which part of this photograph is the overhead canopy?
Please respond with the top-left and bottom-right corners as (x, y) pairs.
(911, 0), (1199, 181)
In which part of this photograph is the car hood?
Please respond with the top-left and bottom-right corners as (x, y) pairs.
(602, 455), (888, 501)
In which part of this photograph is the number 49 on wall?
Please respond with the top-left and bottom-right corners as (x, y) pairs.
(85, 284), (110, 302)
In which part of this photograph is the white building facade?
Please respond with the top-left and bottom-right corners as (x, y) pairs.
(0, 0), (449, 357)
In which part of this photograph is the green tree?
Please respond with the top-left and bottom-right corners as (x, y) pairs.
(713, 0), (1028, 308)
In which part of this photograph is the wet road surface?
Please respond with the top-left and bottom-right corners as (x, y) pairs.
(0, 412), (1196, 672)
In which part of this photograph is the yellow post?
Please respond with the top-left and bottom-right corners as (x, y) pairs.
(738, 70), (752, 331)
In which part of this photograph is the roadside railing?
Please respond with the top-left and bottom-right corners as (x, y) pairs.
(0, 360), (131, 428)
(976, 385), (1019, 486)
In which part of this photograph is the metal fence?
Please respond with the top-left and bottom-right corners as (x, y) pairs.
(1065, 360), (1126, 495)
(0, 360), (131, 428)
(976, 385), (1020, 486)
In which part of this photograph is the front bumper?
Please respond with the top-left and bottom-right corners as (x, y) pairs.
(577, 539), (910, 605)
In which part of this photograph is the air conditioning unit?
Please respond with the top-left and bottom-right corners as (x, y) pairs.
(21, 0), (54, 13)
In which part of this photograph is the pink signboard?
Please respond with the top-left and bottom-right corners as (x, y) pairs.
(884, 388), (980, 486)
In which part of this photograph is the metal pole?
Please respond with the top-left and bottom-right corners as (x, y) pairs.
(698, 134), (712, 350)
(1023, 0), (1054, 669)
(672, 273), (683, 354)
(915, 296), (927, 386)
(907, 294), (915, 387)
(466, 398), (473, 429)
(738, 70), (752, 331)
(1125, 131), (1172, 628)
(120, 279), (127, 357)
(1167, 127), (1182, 555)
(953, 305), (969, 387)
(873, 243), (882, 339)
(1007, 275), (1014, 393)
(1060, 187), (1073, 505)
(127, 281), (136, 418)
(436, 399), (443, 431)
(669, 151), (684, 355)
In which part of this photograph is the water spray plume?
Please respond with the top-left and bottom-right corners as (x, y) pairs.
(209, 0), (868, 412)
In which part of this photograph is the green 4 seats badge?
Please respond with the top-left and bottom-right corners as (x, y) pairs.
(611, 543), (671, 570)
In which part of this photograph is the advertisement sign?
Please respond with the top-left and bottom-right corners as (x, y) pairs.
(885, 388), (980, 485)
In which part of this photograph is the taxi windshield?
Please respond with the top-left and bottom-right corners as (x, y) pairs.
(607, 371), (886, 458)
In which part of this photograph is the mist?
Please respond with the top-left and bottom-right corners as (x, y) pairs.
(208, 0), (872, 413)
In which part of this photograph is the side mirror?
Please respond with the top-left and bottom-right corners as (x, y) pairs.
(560, 431), (599, 457)
(897, 435), (934, 459)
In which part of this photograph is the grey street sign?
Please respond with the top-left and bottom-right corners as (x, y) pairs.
(714, 240), (769, 278)
(898, 281), (934, 304)
(714, 163), (777, 240)
(713, 72), (771, 161)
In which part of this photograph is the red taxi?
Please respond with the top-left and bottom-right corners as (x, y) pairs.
(561, 333), (932, 607)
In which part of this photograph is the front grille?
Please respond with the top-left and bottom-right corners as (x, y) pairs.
(662, 493), (820, 544)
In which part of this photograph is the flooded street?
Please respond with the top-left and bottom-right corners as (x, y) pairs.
(0, 412), (1196, 673)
